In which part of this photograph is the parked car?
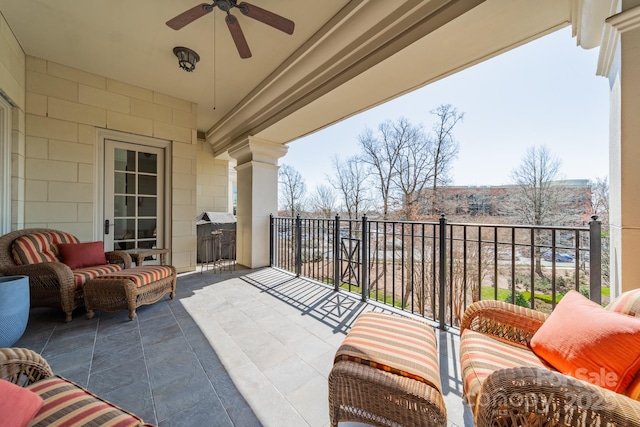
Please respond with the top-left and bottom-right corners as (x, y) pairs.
(542, 250), (574, 262)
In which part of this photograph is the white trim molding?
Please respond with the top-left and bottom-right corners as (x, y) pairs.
(0, 96), (12, 235)
(597, 4), (640, 77)
(94, 128), (172, 242)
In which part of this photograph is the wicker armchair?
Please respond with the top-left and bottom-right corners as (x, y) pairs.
(460, 298), (640, 426)
(0, 347), (155, 426)
(0, 228), (131, 322)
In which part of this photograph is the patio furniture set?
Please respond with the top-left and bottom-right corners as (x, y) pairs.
(1, 227), (639, 426)
(0, 228), (179, 426)
(329, 288), (640, 426)
(0, 228), (177, 323)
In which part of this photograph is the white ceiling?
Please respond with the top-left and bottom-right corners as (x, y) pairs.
(1, 0), (605, 153)
(0, 0), (348, 131)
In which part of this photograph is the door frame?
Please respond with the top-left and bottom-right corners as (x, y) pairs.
(95, 129), (172, 255)
(0, 96), (12, 235)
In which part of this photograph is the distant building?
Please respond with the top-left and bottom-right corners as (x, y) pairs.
(431, 180), (592, 224)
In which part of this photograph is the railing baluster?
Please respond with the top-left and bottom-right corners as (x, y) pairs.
(438, 214), (447, 330)
(530, 228), (535, 310)
(269, 215), (602, 327)
(590, 215), (602, 304)
(334, 215), (340, 292)
(493, 226), (498, 301)
(361, 215), (368, 302)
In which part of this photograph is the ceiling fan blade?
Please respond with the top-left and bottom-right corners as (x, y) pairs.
(226, 14), (252, 59)
(166, 3), (212, 30)
(238, 2), (294, 35)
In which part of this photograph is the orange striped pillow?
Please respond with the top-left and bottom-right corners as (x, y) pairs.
(607, 289), (640, 318)
(11, 233), (59, 265)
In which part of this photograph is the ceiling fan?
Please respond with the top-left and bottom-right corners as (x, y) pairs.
(166, 0), (295, 59)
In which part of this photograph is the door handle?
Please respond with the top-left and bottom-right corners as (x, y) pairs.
(104, 219), (110, 235)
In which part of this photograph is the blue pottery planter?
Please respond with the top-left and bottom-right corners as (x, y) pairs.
(0, 276), (29, 347)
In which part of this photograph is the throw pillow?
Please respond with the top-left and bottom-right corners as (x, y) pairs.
(11, 233), (58, 265)
(530, 290), (640, 393)
(0, 379), (43, 427)
(58, 241), (108, 270)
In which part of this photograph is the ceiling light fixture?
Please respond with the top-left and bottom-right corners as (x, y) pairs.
(173, 46), (200, 72)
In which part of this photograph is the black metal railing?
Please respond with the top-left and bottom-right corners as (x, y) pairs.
(270, 214), (603, 329)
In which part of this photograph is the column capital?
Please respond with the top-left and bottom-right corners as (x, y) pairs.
(227, 136), (288, 166)
(598, 4), (640, 77)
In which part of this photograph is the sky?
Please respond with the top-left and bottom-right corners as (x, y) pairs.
(282, 27), (610, 191)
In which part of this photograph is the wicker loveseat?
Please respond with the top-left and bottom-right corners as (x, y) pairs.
(460, 289), (640, 426)
(0, 229), (131, 322)
(0, 347), (155, 426)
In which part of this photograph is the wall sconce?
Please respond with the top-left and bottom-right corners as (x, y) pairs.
(173, 46), (200, 72)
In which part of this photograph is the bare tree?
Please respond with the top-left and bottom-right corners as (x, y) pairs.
(428, 104), (463, 213)
(591, 176), (609, 285)
(392, 124), (432, 220)
(278, 164), (306, 217)
(309, 184), (336, 218)
(509, 145), (563, 276)
(329, 155), (371, 219)
(591, 176), (609, 227)
(359, 119), (412, 219)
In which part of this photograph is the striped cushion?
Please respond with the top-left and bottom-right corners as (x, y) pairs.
(611, 290), (640, 400)
(606, 289), (640, 317)
(626, 371), (640, 401)
(334, 312), (441, 391)
(94, 266), (174, 288)
(460, 329), (547, 413)
(26, 376), (144, 427)
(73, 264), (123, 289)
(11, 231), (79, 265)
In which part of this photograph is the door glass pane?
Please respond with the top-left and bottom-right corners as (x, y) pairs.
(108, 142), (162, 259)
(138, 240), (157, 250)
(138, 219), (156, 239)
(114, 149), (136, 172)
(114, 196), (135, 217)
(138, 153), (157, 173)
(138, 175), (157, 195)
(114, 172), (136, 195)
(138, 197), (157, 217)
(114, 218), (135, 241)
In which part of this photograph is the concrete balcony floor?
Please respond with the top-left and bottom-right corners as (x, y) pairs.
(14, 267), (474, 426)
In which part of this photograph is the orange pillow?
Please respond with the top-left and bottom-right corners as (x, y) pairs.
(530, 290), (640, 393)
(0, 379), (43, 427)
(58, 241), (108, 270)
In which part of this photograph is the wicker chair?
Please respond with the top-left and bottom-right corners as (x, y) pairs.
(460, 294), (640, 426)
(0, 228), (131, 322)
(0, 347), (155, 426)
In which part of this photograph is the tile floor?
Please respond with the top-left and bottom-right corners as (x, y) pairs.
(14, 267), (474, 426)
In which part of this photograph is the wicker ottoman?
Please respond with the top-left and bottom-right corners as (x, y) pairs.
(84, 265), (176, 320)
(328, 312), (447, 427)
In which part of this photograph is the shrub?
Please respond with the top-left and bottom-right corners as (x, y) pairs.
(579, 285), (589, 298)
(504, 291), (530, 308)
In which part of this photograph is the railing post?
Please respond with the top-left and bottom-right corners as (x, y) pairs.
(334, 215), (340, 292)
(296, 214), (302, 277)
(361, 215), (369, 302)
(589, 215), (602, 304)
(438, 214), (447, 330)
(269, 214), (274, 267)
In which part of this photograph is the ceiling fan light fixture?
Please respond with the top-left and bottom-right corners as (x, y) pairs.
(173, 46), (200, 72)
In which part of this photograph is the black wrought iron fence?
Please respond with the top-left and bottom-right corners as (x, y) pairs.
(270, 214), (603, 329)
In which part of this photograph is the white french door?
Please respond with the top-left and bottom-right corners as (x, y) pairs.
(104, 140), (165, 258)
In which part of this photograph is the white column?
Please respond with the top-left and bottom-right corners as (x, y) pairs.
(229, 137), (288, 268)
(599, 2), (640, 295)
